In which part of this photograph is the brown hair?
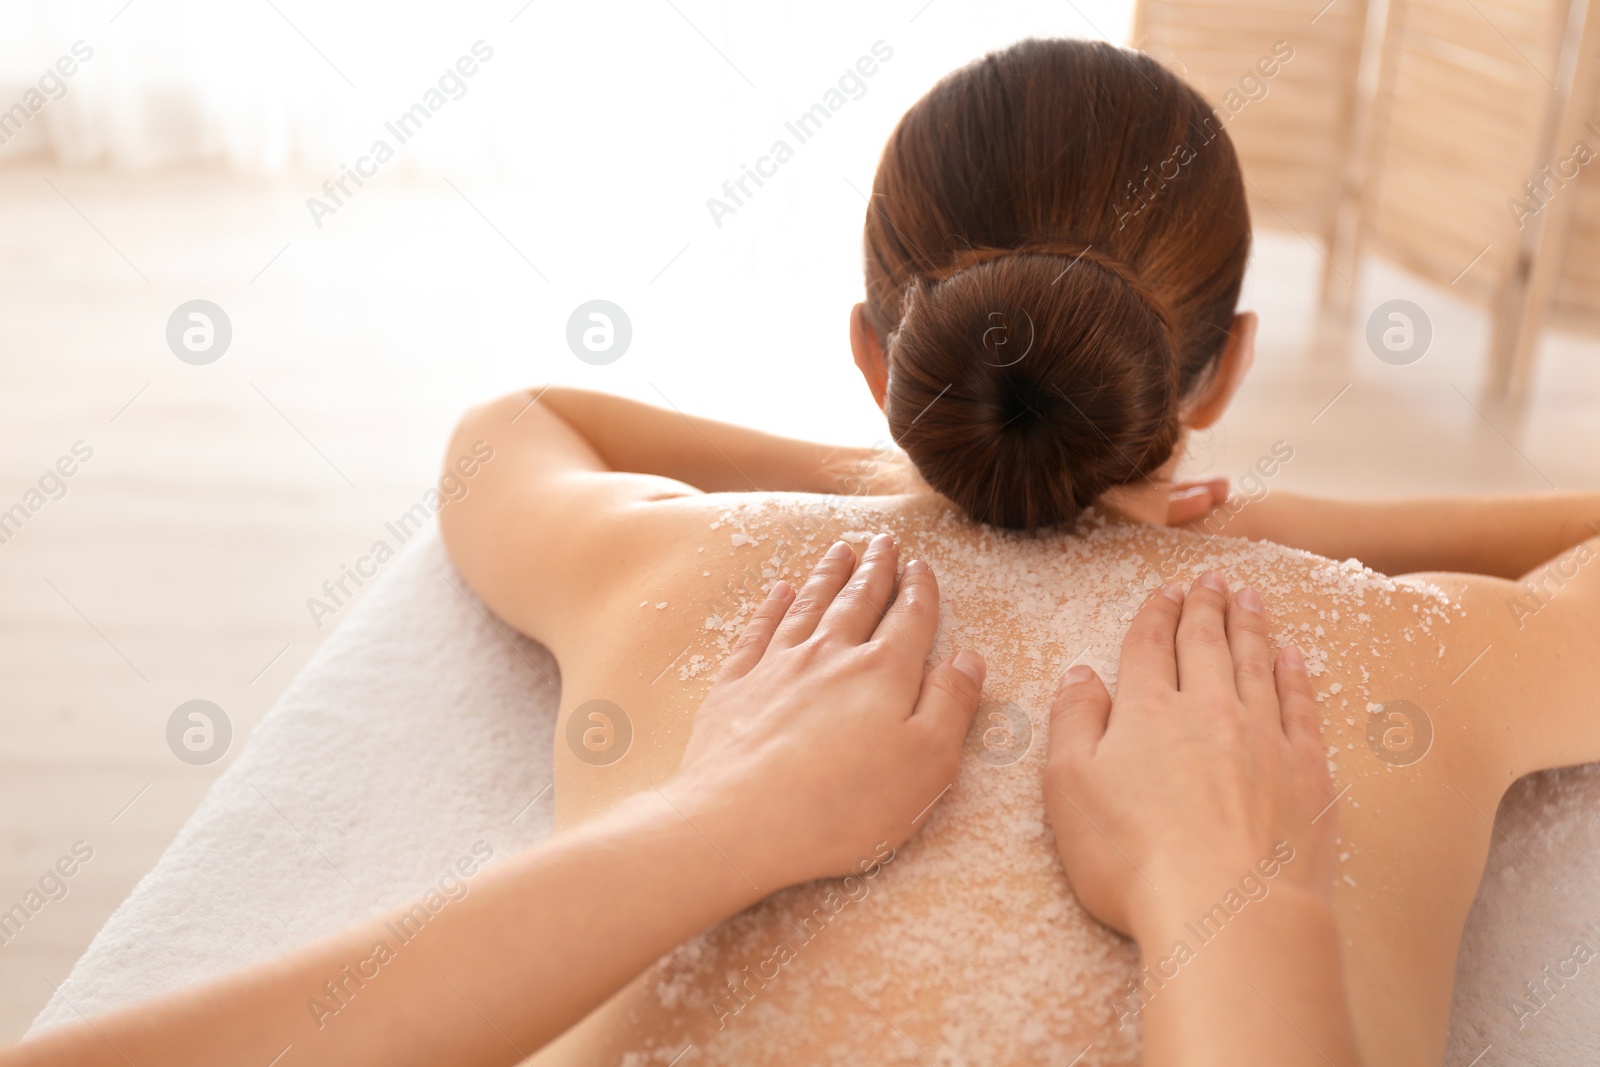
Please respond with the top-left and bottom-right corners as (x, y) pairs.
(864, 38), (1250, 530)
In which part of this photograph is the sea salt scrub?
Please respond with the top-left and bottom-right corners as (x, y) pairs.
(607, 497), (1458, 1066)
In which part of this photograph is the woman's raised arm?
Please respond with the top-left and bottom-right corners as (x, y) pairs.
(1213, 490), (1600, 579)
(528, 385), (883, 494)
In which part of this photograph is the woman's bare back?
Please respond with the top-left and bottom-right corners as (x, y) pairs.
(525, 491), (1507, 1067)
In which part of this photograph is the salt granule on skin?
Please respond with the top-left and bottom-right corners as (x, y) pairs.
(622, 500), (1457, 1066)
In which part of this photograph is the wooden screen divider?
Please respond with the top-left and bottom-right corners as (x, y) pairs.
(1133, 0), (1600, 402)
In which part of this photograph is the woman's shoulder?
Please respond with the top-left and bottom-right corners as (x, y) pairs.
(1154, 528), (1463, 687)
(1157, 527), (1600, 785)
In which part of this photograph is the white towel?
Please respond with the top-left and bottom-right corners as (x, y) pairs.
(30, 524), (1600, 1066)
(1446, 764), (1600, 1065)
(31, 523), (559, 1031)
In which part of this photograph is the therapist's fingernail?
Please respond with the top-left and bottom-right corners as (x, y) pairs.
(903, 559), (929, 577)
(1059, 664), (1095, 690)
(1281, 645), (1306, 670)
(826, 540), (854, 560)
(1171, 485), (1209, 501)
(869, 532), (895, 553)
(1160, 583), (1185, 604)
(769, 580), (793, 601)
(1198, 571), (1228, 595)
(1237, 587), (1262, 614)
(952, 650), (986, 685)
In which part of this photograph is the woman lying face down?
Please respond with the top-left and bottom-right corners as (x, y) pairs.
(440, 37), (1600, 1067)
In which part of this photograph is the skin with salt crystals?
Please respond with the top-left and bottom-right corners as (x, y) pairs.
(607, 496), (1456, 1067)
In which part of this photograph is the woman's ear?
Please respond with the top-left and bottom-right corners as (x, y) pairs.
(850, 303), (889, 411)
(1185, 311), (1257, 430)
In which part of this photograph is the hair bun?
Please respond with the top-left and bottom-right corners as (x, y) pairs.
(884, 249), (1182, 530)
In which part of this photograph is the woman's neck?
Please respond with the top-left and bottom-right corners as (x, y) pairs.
(1096, 481), (1172, 526)
(872, 447), (1179, 527)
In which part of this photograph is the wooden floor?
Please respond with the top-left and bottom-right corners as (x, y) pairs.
(2, 164), (1599, 1041)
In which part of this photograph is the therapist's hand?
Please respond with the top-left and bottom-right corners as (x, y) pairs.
(0, 537), (983, 1067)
(667, 534), (986, 892)
(1044, 572), (1338, 941)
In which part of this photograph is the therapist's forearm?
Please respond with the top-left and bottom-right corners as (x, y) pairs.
(4, 791), (762, 1067)
(1225, 491), (1600, 579)
(1136, 888), (1361, 1067)
(538, 385), (876, 495)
